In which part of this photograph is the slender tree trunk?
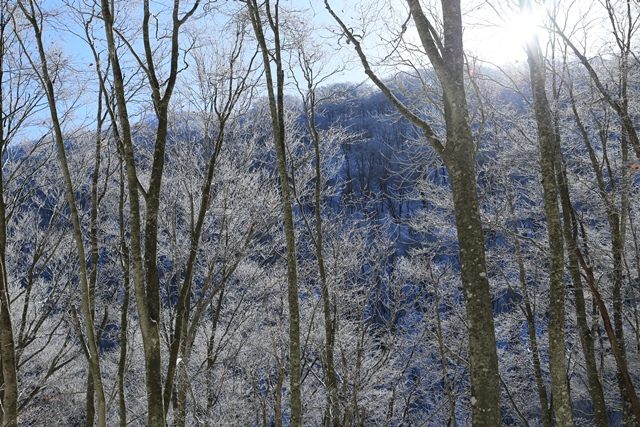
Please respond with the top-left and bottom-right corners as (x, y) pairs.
(174, 335), (190, 427)
(506, 186), (552, 427)
(246, 1), (303, 424)
(575, 243), (640, 421)
(299, 70), (340, 426)
(18, 2), (107, 425)
(164, 129), (225, 421)
(521, 4), (573, 422)
(274, 361), (285, 427)
(569, 77), (634, 425)
(0, 14), (18, 425)
(556, 165), (608, 427)
(0, 176), (18, 427)
(85, 76), (106, 427)
(549, 36), (609, 425)
(205, 287), (225, 425)
(617, 97), (633, 427)
(433, 277), (457, 427)
(117, 159), (130, 427)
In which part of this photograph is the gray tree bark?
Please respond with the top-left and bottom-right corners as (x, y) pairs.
(0, 9), (18, 425)
(324, 1), (502, 424)
(246, 1), (303, 424)
(17, 1), (108, 425)
(520, 2), (573, 423)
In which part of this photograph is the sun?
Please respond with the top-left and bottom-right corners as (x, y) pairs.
(466, 2), (548, 65)
(505, 6), (545, 46)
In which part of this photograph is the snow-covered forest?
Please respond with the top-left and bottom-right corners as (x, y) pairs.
(1, 0), (639, 425)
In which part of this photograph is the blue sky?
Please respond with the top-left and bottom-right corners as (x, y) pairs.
(11, 0), (603, 144)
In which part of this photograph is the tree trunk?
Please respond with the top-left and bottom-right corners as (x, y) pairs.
(246, 1), (303, 424)
(0, 186), (18, 427)
(99, 2), (162, 416)
(299, 68), (340, 426)
(446, 147), (500, 426)
(19, 2), (108, 424)
(117, 160), (130, 427)
(575, 244), (640, 422)
(521, 9), (573, 422)
(0, 16), (19, 425)
(506, 186), (553, 427)
(100, 1), (199, 422)
(556, 164), (608, 427)
(324, 0), (503, 421)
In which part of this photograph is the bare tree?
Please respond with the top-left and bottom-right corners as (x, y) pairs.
(243, 1), (304, 424)
(98, 0), (200, 424)
(323, 1), (501, 424)
(14, 1), (108, 424)
(289, 33), (343, 425)
(518, 0), (573, 424)
(0, 2), (34, 424)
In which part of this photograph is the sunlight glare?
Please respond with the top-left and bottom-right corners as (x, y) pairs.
(505, 6), (545, 48)
(468, 2), (548, 65)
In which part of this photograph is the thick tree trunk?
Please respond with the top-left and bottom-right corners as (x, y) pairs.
(442, 81), (501, 427)
(325, 1), (503, 420)
(421, 2), (503, 423)
(446, 146), (500, 426)
(141, 106), (169, 426)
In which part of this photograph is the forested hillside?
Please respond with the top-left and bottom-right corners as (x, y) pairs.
(1, 0), (639, 426)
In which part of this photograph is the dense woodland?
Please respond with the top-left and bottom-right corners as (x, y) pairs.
(0, 0), (639, 425)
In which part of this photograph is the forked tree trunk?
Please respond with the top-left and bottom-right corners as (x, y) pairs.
(98, 1), (199, 423)
(98, 1), (162, 419)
